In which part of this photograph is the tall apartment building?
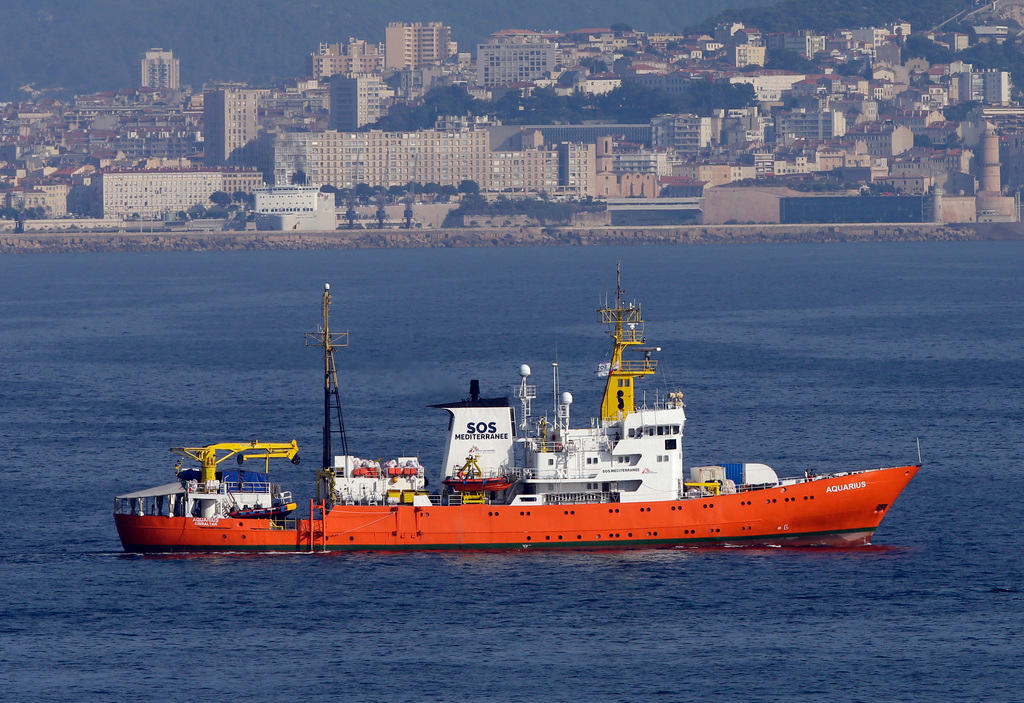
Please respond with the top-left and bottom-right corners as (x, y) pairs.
(140, 48), (180, 90)
(329, 75), (386, 130)
(384, 22), (454, 70)
(476, 33), (558, 87)
(203, 86), (261, 165)
(310, 40), (384, 81)
(557, 142), (597, 195)
(957, 69), (1012, 106)
(651, 114), (717, 156)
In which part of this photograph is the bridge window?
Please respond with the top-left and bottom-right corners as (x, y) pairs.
(665, 439), (677, 450)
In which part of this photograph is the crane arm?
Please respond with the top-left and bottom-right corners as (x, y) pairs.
(170, 440), (300, 483)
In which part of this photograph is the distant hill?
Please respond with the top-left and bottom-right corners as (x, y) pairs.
(1, 0), (771, 98)
(697, 0), (967, 33)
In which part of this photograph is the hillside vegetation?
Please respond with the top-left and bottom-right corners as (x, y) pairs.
(699, 0), (967, 33)
(1, 0), (769, 97)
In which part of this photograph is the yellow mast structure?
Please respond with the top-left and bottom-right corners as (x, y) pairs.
(597, 266), (658, 422)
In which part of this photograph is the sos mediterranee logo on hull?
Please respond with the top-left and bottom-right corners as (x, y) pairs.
(454, 422), (510, 441)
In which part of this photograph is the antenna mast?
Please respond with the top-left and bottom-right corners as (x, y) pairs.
(306, 284), (349, 500)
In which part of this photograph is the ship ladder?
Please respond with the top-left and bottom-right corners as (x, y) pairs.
(308, 499), (328, 552)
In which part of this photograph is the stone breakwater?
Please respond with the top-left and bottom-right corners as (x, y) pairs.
(0, 223), (1011, 254)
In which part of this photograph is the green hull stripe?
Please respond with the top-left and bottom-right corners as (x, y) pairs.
(123, 526), (875, 553)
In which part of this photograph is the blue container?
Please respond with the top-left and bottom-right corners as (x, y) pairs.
(723, 463), (744, 484)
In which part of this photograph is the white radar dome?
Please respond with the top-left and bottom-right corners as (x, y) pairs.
(520, 364), (531, 377)
(561, 391), (573, 405)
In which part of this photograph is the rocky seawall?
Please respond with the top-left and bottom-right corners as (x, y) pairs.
(0, 223), (1016, 254)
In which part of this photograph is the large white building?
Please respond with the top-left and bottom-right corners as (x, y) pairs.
(98, 169), (263, 218)
(476, 33), (558, 87)
(254, 185), (336, 231)
(140, 48), (180, 90)
(272, 128), (596, 196)
(99, 170), (223, 218)
(273, 129), (491, 190)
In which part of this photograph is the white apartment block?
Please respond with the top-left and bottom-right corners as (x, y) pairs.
(476, 35), (558, 87)
(558, 142), (596, 196)
(957, 69), (1012, 106)
(651, 114), (716, 156)
(614, 152), (671, 176)
(272, 129), (596, 195)
(140, 48), (180, 90)
(489, 150), (559, 193)
(274, 129), (491, 189)
(99, 170), (224, 218)
(775, 109), (847, 143)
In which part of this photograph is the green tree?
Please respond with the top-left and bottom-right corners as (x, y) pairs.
(765, 49), (819, 73)
(458, 179), (480, 195)
(209, 190), (231, 207)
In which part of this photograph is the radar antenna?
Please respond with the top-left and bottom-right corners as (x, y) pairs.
(306, 283), (349, 501)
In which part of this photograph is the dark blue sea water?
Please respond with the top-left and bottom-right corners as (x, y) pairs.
(1, 243), (1022, 702)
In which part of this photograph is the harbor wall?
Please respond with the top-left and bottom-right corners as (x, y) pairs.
(0, 222), (1015, 254)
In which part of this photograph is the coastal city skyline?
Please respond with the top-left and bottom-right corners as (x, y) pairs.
(3, 2), (1024, 239)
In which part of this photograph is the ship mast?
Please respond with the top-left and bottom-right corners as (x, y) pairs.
(597, 264), (657, 422)
(305, 283), (349, 502)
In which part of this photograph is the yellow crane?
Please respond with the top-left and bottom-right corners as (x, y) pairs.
(171, 440), (300, 484)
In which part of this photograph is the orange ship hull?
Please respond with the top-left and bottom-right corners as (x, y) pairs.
(114, 465), (919, 553)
